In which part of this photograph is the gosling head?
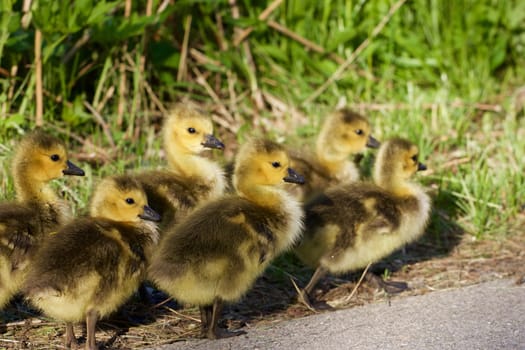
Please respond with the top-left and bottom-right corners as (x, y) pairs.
(317, 108), (379, 161)
(12, 129), (84, 183)
(234, 139), (305, 192)
(163, 104), (224, 156)
(373, 138), (427, 189)
(90, 175), (161, 223)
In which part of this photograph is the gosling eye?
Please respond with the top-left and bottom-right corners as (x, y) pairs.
(50, 154), (60, 162)
(271, 161), (281, 168)
(188, 127), (196, 134)
(125, 198), (135, 205)
(355, 129), (364, 136)
(411, 154), (418, 163)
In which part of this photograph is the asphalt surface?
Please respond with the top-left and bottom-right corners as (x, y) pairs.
(149, 278), (524, 350)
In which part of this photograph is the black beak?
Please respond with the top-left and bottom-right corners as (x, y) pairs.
(417, 162), (427, 171)
(366, 135), (380, 148)
(202, 134), (225, 150)
(63, 160), (85, 176)
(283, 167), (305, 185)
(139, 205), (161, 222)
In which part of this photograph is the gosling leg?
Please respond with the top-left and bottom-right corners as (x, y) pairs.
(298, 266), (328, 309)
(85, 309), (99, 350)
(206, 298), (223, 339)
(365, 272), (408, 294)
(65, 322), (78, 348)
(199, 305), (213, 337)
(206, 298), (245, 339)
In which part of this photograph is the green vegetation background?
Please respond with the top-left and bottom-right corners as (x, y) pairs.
(1, 0), (524, 238)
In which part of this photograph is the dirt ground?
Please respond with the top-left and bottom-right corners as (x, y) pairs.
(1, 215), (524, 349)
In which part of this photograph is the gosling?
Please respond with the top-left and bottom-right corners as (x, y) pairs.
(288, 108), (379, 201)
(23, 175), (160, 350)
(295, 138), (431, 308)
(134, 104), (225, 230)
(0, 129), (84, 309)
(149, 139), (304, 339)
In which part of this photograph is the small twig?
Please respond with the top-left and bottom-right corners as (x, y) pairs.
(189, 48), (222, 68)
(267, 20), (325, 54)
(289, 277), (317, 313)
(229, 0), (265, 111)
(1, 65), (18, 116)
(121, 51), (149, 138)
(21, 0), (32, 28)
(242, 41), (265, 110)
(5, 319), (43, 327)
(227, 70), (239, 122)
(117, 60), (127, 125)
(96, 85), (116, 112)
(8, 65), (18, 100)
(177, 15), (192, 82)
(163, 306), (201, 323)
(146, 0), (153, 15)
(304, 0), (406, 104)
(75, 61), (96, 83)
(215, 11), (227, 51)
(328, 262), (371, 308)
(152, 297), (174, 309)
(192, 66), (238, 133)
(266, 20), (345, 64)
(62, 30), (91, 63)
(234, 0), (283, 46)
(244, 12), (350, 67)
(34, 28), (43, 126)
(117, 0), (132, 125)
(142, 80), (168, 115)
(210, 114), (240, 135)
(156, 0), (171, 14)
(83, 101), (116, 148)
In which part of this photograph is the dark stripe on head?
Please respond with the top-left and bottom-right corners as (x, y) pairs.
(252, 139), (284, 154)
(338, 108), (367, 124)
(384, 137), (414, 155)
(23, 129), (65, 150)
(112, 175), (143, 192)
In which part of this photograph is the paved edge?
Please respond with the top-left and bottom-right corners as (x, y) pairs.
(149, 279), (525, 350)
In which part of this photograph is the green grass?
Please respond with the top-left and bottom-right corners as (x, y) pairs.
(0, 0), (524, 238)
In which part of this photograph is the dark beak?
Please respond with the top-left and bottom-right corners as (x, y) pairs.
(417, 162), (427, 171)
(202, 134), (225, 150)
(63, 160), (85, 176)
(283, 167), (305, 185)
(366, 135), (380, 148)
(139, 205), (161, 222)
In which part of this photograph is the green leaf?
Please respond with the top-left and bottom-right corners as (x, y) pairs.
(149, 40), (180, 69)
(255, 44), (289, 63)
(325, 27), (357, 52)
(0, 113), (26, 130)
(7, 12), (21, 32)
(61, 95), (91, 126)
(507, 2), (525, 29)
(489, 36), (508, 71)
(87, 1), (119, 26)
(42, 34), (67, 62)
